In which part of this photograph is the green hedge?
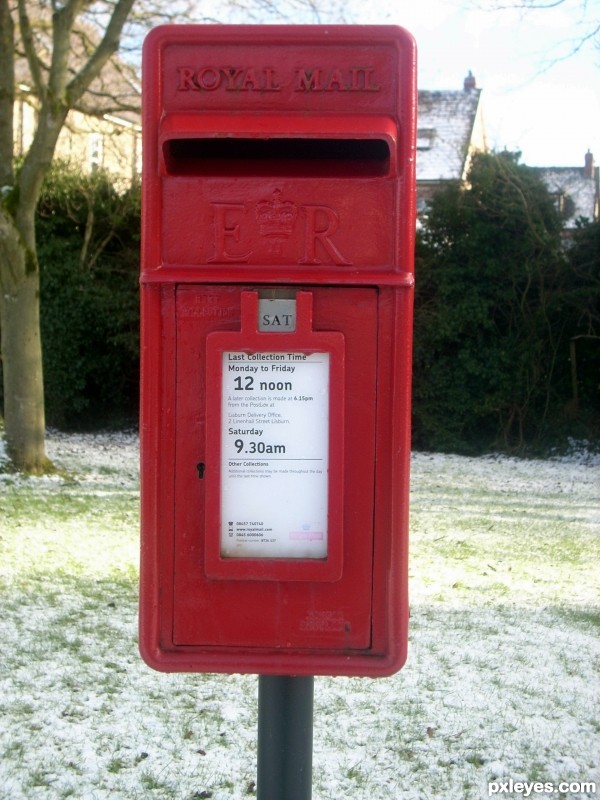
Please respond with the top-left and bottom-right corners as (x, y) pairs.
(413, 151), (600, 454)
(36, 165), (140, 429)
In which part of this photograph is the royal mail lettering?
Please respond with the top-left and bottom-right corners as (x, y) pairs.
(176, 66), (380, 93)
(294, 67), (379, 92)
(177, 66), (282, 92)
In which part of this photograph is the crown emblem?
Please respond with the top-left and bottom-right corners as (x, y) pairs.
(255, 190), (298, 252)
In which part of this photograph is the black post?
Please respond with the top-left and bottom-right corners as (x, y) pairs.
(257, 675), (314, 800)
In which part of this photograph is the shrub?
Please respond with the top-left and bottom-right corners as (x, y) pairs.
(413, 151), (585, 454)
(36, 164), (140, 429)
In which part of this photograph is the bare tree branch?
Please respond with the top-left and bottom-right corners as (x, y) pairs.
(0, 0), (15, 187)
(475, 0), (599, 64)
(17, 0), (46, 99)
(67, 0), (137, 106)
(49, 0), (87, 97)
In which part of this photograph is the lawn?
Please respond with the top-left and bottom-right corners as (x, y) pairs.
(0, 432), (598, 799)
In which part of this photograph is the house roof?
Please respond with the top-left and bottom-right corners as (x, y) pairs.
(417, 87), (485, 183)
(534, 162), (599, 227)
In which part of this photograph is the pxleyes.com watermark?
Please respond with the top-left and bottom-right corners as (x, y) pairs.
(488, 779), (597, 797)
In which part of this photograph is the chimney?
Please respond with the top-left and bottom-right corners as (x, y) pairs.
(584, 150), (594, 179)
(464, 70), (476, 92)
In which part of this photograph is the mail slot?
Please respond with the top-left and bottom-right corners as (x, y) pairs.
(139, 24), (417, 677)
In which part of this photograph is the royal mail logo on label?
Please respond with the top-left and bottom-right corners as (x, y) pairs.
(176, 66), (381, 94)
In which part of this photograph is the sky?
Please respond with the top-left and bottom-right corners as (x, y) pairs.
(345, 0), (600, 168)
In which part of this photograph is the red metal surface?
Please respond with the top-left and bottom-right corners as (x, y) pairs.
(139, 24), (416, 677)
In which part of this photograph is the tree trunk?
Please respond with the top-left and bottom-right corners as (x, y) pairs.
(0, 0), (136, 471)
(0, 211), (48, 473)
(0, 105), (67, 473)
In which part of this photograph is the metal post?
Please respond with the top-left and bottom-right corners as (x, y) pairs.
(257, 675), (314, 800)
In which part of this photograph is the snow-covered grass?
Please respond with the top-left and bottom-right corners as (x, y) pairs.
(0, 432), (598, 800)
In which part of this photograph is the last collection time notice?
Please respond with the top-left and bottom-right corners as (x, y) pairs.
(220, 351), (330, 560)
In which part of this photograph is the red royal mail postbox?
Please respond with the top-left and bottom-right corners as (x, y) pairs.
(139, 24), (417, 677)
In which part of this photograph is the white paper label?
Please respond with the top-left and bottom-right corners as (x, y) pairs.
(220, 351), (330, 559)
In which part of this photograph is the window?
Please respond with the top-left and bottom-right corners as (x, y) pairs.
(88, 133), (103, 173)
